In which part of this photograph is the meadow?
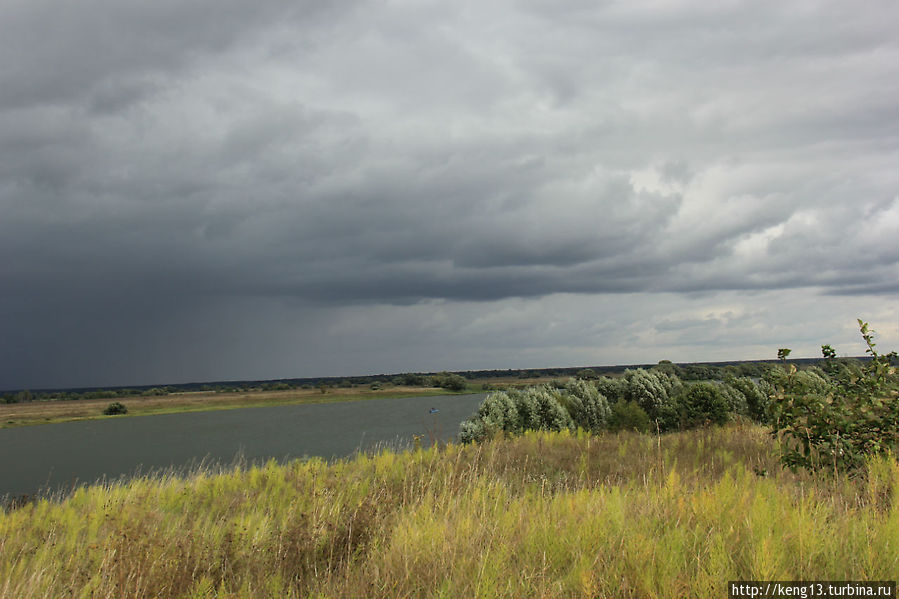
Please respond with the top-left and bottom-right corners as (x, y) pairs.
(1, 423), (897, 598)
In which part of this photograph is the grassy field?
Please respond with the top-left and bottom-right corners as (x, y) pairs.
(0, 386), (469, 428)
(1, 423), (896, 597)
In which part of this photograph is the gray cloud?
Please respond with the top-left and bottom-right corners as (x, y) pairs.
(2, 0), (898, 388)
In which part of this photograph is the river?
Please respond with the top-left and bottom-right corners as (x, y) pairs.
(0, 393), (486, 500)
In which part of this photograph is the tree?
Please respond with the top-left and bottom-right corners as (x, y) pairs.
(724, 376), (770, 422)
(623, 368), (681, 430)
(676, 383), (730, 429)
(607, 400), (651, 433)
(654, 360), (683, 378)
(594, 376), (628, 403)
(777, 348), (792, 364)
(438, 373), (467, 392)
(564, 379), (611, 433)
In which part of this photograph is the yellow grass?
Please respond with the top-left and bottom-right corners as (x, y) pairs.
(1, 424), (897, 598)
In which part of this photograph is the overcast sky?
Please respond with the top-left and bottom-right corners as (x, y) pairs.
(2, 0), (898, 390)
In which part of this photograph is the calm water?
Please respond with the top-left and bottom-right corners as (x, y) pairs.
(0, 393), (486, 499)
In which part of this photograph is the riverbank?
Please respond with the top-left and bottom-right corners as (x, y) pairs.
(0, 386), (474, 428)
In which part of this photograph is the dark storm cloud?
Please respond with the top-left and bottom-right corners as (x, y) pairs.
(0, 0), (353, 109)
(2, 0), (898, 388)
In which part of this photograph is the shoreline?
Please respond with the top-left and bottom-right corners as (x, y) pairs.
(0, 386), (478, 429)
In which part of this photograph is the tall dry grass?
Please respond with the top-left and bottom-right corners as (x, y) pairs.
(1, 424), (896, 598)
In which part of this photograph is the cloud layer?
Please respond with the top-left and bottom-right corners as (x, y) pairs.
(2, 0), (898, 388)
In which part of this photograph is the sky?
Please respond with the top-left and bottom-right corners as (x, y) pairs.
(2, 0), (898, 390)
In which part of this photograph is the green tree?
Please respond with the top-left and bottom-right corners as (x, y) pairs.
(607, 400), (651, 433)
(594, 376), (628, 403)
(724, 376), (770, 423)
(654, 360), (683, 378)
(676, 383), (730, 429)
(438, 373), (467, 392)
(777, 348), (792, 364)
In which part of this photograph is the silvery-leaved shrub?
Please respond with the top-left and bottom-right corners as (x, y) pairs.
(624, 368), (682, 431)
(564, 378), (612, 433)
(724, 375), (769, 422)
(594, 376), (628, 403)
(457, 391), (520, 443)
(458, 385), (573, 443)
(718, 380), (749, 416)
(763, 366), (831, 396)
(530, 386), (575, 432)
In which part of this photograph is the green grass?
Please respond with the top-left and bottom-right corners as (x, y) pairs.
(1, 424), (897, 597)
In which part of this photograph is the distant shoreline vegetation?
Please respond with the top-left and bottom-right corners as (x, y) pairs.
(0, 356), (857, 403)
(1, 371), (474, 405)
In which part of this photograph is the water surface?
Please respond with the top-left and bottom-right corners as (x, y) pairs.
(0, 393), (485, 499)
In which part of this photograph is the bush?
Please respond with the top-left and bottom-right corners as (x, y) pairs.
(103, 402), (128, 416)
(563, 379), (611, 433)
(395, 373), (428, 386)
(441, 374), (468, 392)
(519, 386), (574, 433)
(820, 357), (864, 381)
(724, 376), (769, 422)
(458, 386), (573, 443)
(607, 400), (652, 433)
(680, 364), (716, 380)
(675, 383), (730, 429)
(575, 368), (597, 380)
(763, 366), (832, 396)
(653, 360), (683, 378)
(718, 380), (749, 416)
(594, 376), (628, 403)
(624, 369), (682, 431)
(430, 372), (467, 392)
(769, 320), (899, 473)
(458, 391), (522, 443)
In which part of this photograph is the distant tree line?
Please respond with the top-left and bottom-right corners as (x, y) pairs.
(0, 356), (868, 406)
(1, 386), (177, 404)
(0, 371), (473, 404)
